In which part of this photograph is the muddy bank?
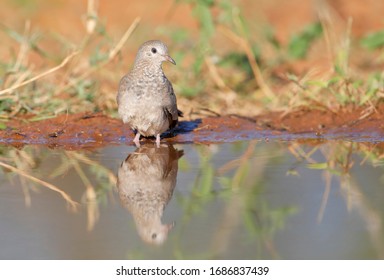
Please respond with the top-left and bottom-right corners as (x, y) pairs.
(0, 106), (383, 149)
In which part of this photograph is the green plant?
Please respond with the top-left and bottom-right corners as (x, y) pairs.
(360, 30), (384, 50)
(288, 22), (323, 59)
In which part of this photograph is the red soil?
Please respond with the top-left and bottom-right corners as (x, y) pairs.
(1, 105), (383, 150)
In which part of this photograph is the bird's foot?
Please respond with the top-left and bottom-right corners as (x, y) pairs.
(133, 132), (141, 147)
(155, 134), (161, 148)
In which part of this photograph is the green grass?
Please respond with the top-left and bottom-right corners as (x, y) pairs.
(287, 22), (323, 59)
(160, 1), (383, 112)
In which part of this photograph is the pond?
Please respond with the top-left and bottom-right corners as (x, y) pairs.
(0, 139), (383, 259)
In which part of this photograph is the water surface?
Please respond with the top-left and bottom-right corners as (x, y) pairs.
(0, 140), (383, 259)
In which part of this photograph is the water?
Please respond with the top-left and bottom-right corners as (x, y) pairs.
(0, 140), (383, 259)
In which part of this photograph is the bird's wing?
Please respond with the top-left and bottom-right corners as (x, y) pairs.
(162, 81), (181, 130)
(165, 81), (179, 118)
(117, 74), (131, 106)
(163, 106), (178, 130)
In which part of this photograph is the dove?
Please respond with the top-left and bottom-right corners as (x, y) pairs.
(117, 40), (182, 147)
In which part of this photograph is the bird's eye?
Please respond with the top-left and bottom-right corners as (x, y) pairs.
(151, 48), (157, 54)
(151, 233), (157, 239)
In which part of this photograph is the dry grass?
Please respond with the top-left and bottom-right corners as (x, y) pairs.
(0, 1), (382, 120)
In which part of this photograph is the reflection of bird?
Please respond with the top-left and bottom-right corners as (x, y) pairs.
(117, 40), (182, 147)
(117, 144), (183, 245)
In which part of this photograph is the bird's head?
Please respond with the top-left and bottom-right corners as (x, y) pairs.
(134, 40), (176, 69)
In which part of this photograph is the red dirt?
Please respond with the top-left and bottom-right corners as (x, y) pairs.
(1, 105), (383, 150)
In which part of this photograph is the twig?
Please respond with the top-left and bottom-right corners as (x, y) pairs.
(198, 107), (221, 117)
(86, 0), (98, 34)
(14, 21), (31, 73)
(0, 51), (79, 96)
(204, 57), (227, 90)
(108, 17), (141, 60)
(0, 161), (79, 210)
(2, 21), (31, 90)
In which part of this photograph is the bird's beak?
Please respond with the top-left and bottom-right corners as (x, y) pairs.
(164, 55), (176, 65)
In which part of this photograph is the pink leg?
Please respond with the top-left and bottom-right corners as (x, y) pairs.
(133, 132), (141, 147)
(155, 134), (161, 148)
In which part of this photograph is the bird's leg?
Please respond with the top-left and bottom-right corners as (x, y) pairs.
(155, 134), (161, 148)
(133, 132), (141, 147)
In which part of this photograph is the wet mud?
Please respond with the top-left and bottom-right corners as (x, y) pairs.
(1, 106), (383, 149)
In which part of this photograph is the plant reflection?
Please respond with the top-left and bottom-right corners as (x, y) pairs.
(173, 141), (297, 259)
(117, 143), (184, 245)
(288, 140), (384, 258)
(2, 139), (384, 258)
(0, 146), (79, 210)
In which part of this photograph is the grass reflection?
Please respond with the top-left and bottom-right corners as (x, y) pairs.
(1, 140), (384, 259)
(288, 140), (384, 258)
(0, 146), (80, 209)
(173, 141), (297, 259)
(0, 145), (116, 230)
